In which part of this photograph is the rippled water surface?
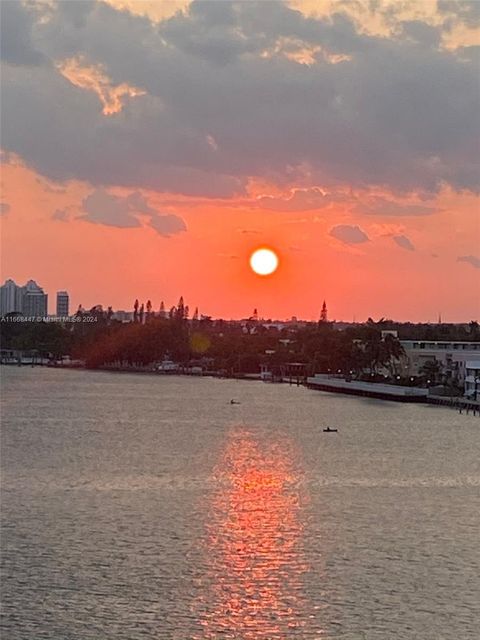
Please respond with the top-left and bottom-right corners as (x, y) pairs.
(1, 367), (479, 639)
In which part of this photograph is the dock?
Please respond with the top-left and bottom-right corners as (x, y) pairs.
(306, 375), (428, 403)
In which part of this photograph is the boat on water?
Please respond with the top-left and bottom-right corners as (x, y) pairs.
(156, 359), (179, 373)
(323, 427), (338, 433)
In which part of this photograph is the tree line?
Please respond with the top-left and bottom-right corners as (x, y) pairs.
(1, 301), (478, 386)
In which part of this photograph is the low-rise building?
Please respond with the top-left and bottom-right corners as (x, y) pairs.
(400, 340), (480, 385)
(464, 361), (480, 401)
(112, 310), (134, 322)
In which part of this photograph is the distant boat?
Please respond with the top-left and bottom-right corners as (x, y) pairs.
(230, 399), (241, 405)
(323, 427), (338, 433)
(156, 359), (179, 373)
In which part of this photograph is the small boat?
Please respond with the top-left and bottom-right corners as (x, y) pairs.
(323, 427), (338, 433)
(230, 399), (241, 405)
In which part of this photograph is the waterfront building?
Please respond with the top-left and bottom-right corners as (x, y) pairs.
(22, 280), (48, 317)
(464, 361), (480, 401)
(0, 279), (24, 316)
(56, 291), (69, 316)
(400, 340), (480, 386)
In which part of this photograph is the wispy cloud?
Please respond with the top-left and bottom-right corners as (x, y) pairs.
(457, 255), (480, 269)
(52, 208), (69, 221)
(257, 188), (345, 212)
(355, 197), (437, 217)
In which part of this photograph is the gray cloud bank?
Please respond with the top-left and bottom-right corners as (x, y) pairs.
(80, 189), (186, 236)
(1, 1), (479, 199)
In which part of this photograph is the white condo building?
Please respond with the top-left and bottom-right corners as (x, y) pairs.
(22, 280), (48, 317)
(464, 361), (480, 401)
(400, 340), (480, 386)
(0, 279), (24, 316)
(0, 279), (48, 317)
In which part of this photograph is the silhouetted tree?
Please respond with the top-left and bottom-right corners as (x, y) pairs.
(176, 296), (185, 321)
(146, 299), (153, 322)
(320, 300), (328, 323)
(469, 321), (480, 340)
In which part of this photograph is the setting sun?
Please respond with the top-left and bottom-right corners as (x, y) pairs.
(249, 248), (279, 276)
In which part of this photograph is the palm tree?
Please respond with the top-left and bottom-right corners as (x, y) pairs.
(382, 334), (405, 378)
(419, 359), (443, 385)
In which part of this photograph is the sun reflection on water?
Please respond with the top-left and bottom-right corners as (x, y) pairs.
(195, 429), (313, 639)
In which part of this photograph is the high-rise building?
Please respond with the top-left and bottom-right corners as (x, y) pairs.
(0, 279), (24, 316)
(22, 280), (48, 317)
(0, 279), (49, 317)
(56, 291), (69, 316)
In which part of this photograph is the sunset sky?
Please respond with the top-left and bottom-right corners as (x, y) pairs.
(1, 0), (479, 321)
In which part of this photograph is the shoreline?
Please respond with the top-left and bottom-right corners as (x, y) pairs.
(3, 362), (479, 414)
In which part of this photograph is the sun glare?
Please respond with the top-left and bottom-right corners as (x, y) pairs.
(249, 248), (279, 276)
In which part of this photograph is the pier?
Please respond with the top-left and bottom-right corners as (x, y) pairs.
(428, 395), (480, 416)
(306, 375), (428, 403)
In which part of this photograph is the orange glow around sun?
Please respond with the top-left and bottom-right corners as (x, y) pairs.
(249, 248), (279, 276)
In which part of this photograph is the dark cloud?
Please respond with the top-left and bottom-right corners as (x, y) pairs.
(437, 1), (480, 28)
(81, 189), (143, 228)
(148, 213), (187, 237)
(0, 202), (11, 215)
(457, 255), (480, 269)
(393, 234), (415, 251)
(399, 21), (442, 48)
(1, 1), (479, 198)
(0, 1), (45, 66)
(79, 189), (186, 236)
(330, 224), (369, 244)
